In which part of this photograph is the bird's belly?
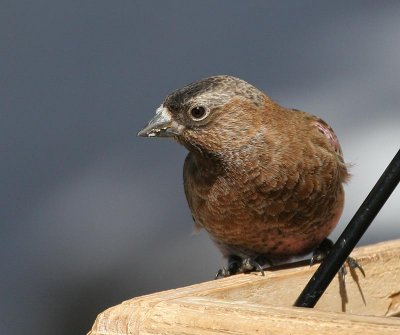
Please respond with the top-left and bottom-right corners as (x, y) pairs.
(195, 189), (344, 259)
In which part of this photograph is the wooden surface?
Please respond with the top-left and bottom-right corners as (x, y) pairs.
(89, 239), (400, 334)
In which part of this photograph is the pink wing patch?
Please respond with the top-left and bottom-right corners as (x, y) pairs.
(315, 120), (342, 155)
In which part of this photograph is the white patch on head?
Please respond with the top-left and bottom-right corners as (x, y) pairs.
(155, 105), (173, 123)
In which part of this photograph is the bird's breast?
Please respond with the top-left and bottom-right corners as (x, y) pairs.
(183, 144), (344, 258)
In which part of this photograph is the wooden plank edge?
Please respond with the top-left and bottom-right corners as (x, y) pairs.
(88, 239), (400, 334)
(90, 297), (400, 335)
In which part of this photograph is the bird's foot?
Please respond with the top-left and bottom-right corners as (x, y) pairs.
(310, 238), (365, 281)
(339, 256), (365, 283)
(310, 238), (334, 266)
(215, 255), (267, 279)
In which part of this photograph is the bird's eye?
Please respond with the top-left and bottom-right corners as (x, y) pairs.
(189, 106), (208, 120)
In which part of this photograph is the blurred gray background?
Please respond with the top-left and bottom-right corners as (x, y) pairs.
(1, 1), (400, 334)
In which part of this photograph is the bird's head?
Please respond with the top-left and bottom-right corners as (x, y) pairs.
(138, 75), (272, 157)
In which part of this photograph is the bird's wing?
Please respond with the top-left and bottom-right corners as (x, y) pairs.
(310, 115), (349, 183)
(314, 118), (343, 156)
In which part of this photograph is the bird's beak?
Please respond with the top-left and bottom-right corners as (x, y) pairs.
(137, 106), (182, 138)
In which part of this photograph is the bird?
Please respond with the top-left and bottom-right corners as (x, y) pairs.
(138, 75), (351, 277)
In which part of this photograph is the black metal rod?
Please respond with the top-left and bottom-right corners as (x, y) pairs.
(294, 148), (400, 308)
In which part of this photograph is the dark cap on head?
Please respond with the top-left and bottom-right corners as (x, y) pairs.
(163, 75), (266, 113)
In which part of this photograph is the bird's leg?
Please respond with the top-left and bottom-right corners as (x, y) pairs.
(215, 255), (266, 279)
(310, 238), (365, 279)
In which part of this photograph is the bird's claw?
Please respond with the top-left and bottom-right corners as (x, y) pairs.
(215, 255), (241, 279)
(342, 256), (365, 280)
(215, 256), (265, 279)
(242, 258), (265, 276)
(215, 267), (230, 279)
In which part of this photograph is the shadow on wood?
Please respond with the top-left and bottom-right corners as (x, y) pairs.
(89, 239), (400, 334)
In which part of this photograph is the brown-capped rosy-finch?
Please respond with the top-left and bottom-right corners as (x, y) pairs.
(138, 75), (350, 276)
